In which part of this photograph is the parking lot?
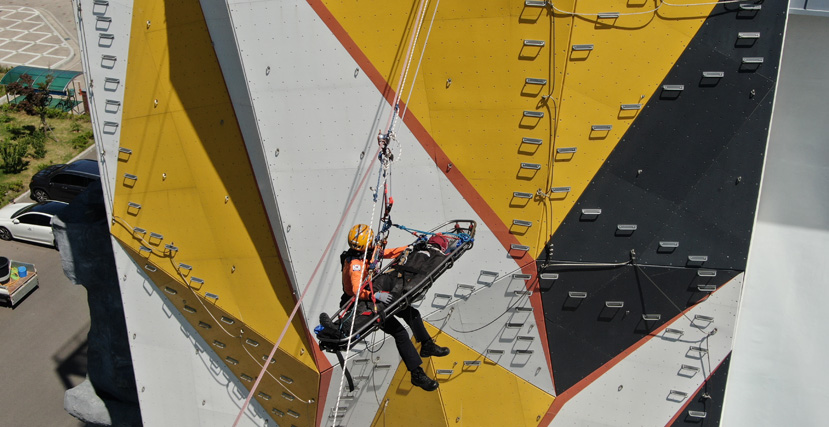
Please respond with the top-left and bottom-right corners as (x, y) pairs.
(0, 1), (97, 425)
(0, 238), (90, 427)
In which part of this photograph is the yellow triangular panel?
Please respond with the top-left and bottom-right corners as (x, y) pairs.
(372, 325), (553, 426)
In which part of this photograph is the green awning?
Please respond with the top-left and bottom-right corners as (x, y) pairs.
(0, 65), (83, 94)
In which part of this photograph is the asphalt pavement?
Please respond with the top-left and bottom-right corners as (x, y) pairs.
(0, 2), (93, 424)
(0, 238), (90, 427)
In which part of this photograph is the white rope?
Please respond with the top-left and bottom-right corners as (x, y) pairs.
(333, 158), (388, 421)
(384, 0), (430, 135)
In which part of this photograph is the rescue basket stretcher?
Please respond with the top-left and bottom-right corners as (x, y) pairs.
(316, 220), (476, 353)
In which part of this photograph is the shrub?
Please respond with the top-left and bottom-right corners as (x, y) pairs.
(70, 134), (91, 150)
(25, 132), (47, 159)
(0, 180), (22, 205)
(0, 139), (29, 173)
(46, 108), (68, 119)
(4, 124), (26, 139)
(69, 121), (82, 132)
(5, 179), (22, 192)
(0, 114), (12, 123)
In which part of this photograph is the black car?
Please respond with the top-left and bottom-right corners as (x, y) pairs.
(29, 159), (100, 203)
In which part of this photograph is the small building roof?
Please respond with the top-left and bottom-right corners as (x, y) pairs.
(0, 65), (83, 94)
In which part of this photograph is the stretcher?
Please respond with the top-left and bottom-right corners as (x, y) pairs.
(316, 220), (475, 354)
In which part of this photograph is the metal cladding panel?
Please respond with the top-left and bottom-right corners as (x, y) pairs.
(222, 0), (535, 368)
(106, 0), (325, 424)
(373, 323), (554, 426)
(72, 0), (134, 216)
(547, 1), (788, 271)
(671, 353), (730, 426)
(551, 274), (742, 426)
(371, 359), (449, 427)
(542, 264), (739, 395)
(319, 340), (401, 426)
(112, 241), (270, 427)
(431, 273), (554, 394)
(724, 13), (829, 426)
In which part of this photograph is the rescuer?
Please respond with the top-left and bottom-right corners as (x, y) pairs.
(340, 224), (450, 391)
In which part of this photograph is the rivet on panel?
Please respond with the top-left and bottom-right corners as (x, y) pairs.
(354, 68), (360, 78)
(146, 20), (150, 28)
(224, 196), (229, 203)
(446, 163), (453, 172)
(162, 173), (166, 180)
(286, 224), (291, 232)
(618, 385), (623, 391)
(266, 66), (271, 75)
(153, 99), (158, 107)
(231, 265), (236, 273)
(446, 78), (452, 88)
(220, 119), (224, 125)
(300, 348), (304, 355)
(202, 400), (206, 406)
(141, 386), (145, 392)
(275, 148), (279, 157)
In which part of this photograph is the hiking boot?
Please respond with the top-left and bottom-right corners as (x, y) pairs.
(420, 340), (450, 357)
(411, 367), (438, 391)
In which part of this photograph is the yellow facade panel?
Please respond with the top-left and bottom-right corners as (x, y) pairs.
(117, 0), (318, 385)
(370, 326), (553, 426)
(371, 359), (449, 427)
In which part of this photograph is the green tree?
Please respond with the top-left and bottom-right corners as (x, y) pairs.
(6, 73), (54, 138)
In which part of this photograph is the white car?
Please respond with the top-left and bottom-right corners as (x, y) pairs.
(0, 201), (68, 247)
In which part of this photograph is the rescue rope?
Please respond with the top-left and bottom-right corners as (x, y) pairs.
(231, 147), (382, 426)
(549, 0), (743, 17)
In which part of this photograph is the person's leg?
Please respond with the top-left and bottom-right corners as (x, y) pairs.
(380, 315), (422, 372)
(397, 306), (431, 343)
(381, 315), (438, 391)
(397, 307), (450, 357)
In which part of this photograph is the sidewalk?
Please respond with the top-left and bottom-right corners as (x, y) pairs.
(0, 5), (80, 71)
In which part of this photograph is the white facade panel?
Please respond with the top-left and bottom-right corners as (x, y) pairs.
(73, 0), (132, 217)
(112, 240), (270, 427)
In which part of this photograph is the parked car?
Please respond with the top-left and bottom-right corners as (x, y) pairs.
(0, 201), (68, 247)
(29, 159), (100, 203)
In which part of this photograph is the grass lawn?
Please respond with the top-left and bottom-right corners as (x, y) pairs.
(0, 108), (94, 205)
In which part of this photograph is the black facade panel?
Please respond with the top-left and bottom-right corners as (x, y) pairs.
(671, 353), (732, 426)
(542, 2), (787, 398)
(542, 265), (738, 395)
(546, 2), (787, 271)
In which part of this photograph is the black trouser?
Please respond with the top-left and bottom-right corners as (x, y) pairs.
(380, 306), (432, 371)
(339, 294), (431, 371)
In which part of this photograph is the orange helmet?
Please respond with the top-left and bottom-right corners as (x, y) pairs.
(348, 224), (374, 251)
